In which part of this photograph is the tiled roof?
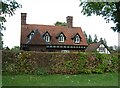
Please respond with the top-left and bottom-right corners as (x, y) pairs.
(85, 42), (111, 52)
(21, 24), (88, 46)
(85, 42), (101, 52)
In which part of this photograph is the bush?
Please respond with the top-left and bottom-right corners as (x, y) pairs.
(35, 67), (48, 75)
(2, 51), (118, 75)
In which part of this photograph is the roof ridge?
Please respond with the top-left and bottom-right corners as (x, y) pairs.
(25, 24), (81, 29)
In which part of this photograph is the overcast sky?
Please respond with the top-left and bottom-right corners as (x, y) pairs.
(2, 0), (118, 48)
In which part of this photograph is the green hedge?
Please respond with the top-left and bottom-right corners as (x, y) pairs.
(2, 51), (118, 75)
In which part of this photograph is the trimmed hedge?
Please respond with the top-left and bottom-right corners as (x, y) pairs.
(2, 51), (118, 75)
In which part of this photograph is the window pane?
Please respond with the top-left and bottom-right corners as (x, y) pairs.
(59, 34), (64, 42)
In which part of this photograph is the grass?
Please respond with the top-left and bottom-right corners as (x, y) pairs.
(2, 73), (118, 86)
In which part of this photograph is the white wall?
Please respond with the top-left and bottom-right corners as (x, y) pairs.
(97, 44), (110, 54)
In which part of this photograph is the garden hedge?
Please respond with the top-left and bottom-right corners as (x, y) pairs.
(2, 51), (118, 75)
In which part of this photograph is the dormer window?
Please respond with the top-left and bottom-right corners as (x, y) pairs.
(72, 33), (81, 44)
(28, 31), (35, 40)
(74, 35), (80, 43)
(58, 33), (65, 42)
(43, 32), (51, 42)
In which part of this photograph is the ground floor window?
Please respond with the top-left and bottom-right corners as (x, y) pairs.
(61, 50), (70, 53)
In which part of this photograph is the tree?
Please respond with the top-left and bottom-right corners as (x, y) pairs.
(0, 31), (3, 49)
(83, 31), (87, 39)
(93, 34), (98, 43)
(79, 1), (120, 32)
(54, 21), (67, 26)
(103, 38), (107, 45)
(88, 34), (92, 44)
(0, 0), (21, 49)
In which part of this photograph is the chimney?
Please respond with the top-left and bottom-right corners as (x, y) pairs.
(66, 16), (73, 28)
(21, 13), (27, 25)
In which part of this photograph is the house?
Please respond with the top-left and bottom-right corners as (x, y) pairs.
(85, 41), (111, 54)
(20, 13), (88, 52)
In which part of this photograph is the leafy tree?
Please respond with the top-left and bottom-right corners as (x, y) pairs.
(88, 34), (92, 44)
(54, 21), (67, 26)
(103, 38), (107, 45)
(100, 38), (103, 43)
(0, 31), (3, 49)
(83, 31), (87, 39)
(93, 34), (98, 43)
(79, 1), (120, 32)
(83, 31), (98, 44)
(0, 0), (21, 49)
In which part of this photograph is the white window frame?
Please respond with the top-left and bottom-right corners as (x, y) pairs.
(99, 47), (105, 53)
(58, 33), (65, 42)
(61, 50), (70, 53)
(74, 35), (80, 43)
(44, 33), (50, 42)
(29, 32), (34, 40)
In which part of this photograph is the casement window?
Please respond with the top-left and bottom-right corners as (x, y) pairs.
(99, 47), (105, 52)
(61, 50), (70, 53)
(58, 33), (65, 42)
(29, 31), (35, 40)
(98, 44), (105, 53)
(43, 32), (50, 42)
(74, 34), (80, 43)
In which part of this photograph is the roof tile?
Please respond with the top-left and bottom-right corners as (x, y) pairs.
(21, 24), (88, 46)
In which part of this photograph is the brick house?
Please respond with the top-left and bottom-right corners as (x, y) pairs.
(20, 13), (88, 52)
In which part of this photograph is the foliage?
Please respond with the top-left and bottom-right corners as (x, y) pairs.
(0, 0), (21, 50)
(0, 31), (3, 49)
(11, 46), (20, 52)
(2, 51), (118, 75)
(35, 67), (48, 75)
(1, 0), (21, 30)
(2, 51), (17, 74)
(79, 1), (120, 32)
(103, 38), (107, 45)
(83, 31), (108, 45)
(93, 34), (98, 43)
(83, 31), (87, 39)
(87, 34), (92, 44)
(54, 21), (67, 26)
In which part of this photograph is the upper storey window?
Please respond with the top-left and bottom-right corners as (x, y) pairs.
(43, 32), (51, 42)
(56, 32), (67, 43)
(28, 31), (35, 40)
(58, 33), (65, 42)
(74, 34), (80, 43)
(71, 33), (81, 44)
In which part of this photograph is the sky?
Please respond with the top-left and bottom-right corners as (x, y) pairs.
(2, 0), (118, 48)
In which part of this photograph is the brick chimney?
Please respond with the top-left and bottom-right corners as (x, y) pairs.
(66, 16), (73, 28)
(21, 13), (27, 25)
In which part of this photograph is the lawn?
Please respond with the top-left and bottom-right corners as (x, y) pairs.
(2, 73), (118, 86)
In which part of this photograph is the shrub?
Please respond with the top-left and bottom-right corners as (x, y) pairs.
(34, 67), (48, 75)
(2, 51), (118, 75)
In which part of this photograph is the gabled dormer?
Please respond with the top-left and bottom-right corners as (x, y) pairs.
(72, 33), (81, 44)
(43, 31), (51, 42)
(56, 32), (66, 43)
(27, 30), (35, 40)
